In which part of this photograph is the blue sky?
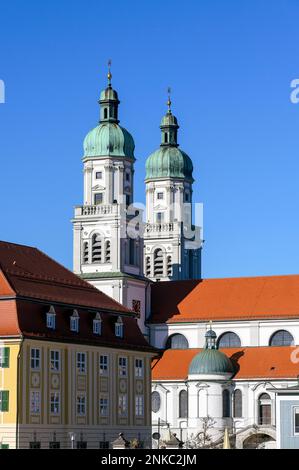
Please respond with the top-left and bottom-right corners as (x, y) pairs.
(1, 0), (299, 278)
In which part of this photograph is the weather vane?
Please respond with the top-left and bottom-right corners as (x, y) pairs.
(167, 86), (172, 111)
(107, 59), (112, 85)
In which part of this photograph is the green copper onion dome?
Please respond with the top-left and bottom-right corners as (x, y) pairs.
(188, 328), (234, 376)
(83, 64), (135, 159)
(145, 91), (193, 181)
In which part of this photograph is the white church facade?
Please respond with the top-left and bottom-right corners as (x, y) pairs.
(72, 68), (299, 449)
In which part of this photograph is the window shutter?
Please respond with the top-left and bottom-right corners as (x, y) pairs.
(3, 348), (10, 368)
(0, 391), (9, 412)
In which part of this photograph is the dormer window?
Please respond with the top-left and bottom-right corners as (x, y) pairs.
(70, 310), (79, 332)
(46, 306), (56, 330)
(93, 312), (102, 335)
(115, 316), (124, 338)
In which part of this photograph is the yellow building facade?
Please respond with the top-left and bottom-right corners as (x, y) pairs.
(0, 241), (156, 449)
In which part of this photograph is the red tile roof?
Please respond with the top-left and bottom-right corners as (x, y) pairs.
(0, 241), (130, 313)
(152, 346), (299, 380)
(0, 241), (155, 352)
(150, 276), (299, 323)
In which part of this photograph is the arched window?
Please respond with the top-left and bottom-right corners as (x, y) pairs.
(179, 390), (188, 418)
(105, 240), (111, 263)
(145, 256), (151, 277)
(154, 248), (164, 277)
(218, 332), (241, 348)
(151, 391), (161, 413)
(167, 256), (172, 277)
(233, 389), (242, 418)
(165, 334), (189, 350)
(269, 330), (294, 346)
(83, 242), (89, 264)
(92, 234), (102, 263)
(258, 393), (271, 425)
(222, 390), (231, 417)
(104, 108), (108, 119)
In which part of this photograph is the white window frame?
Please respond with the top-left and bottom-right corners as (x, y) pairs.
(95, 171), (103, 180)
(157, 192), (164, 200)
(115, 317), (124, 338)
(135, 395), (144, 417)
(76, 394), (86, 416)
(135, 358), (144, 378)
(99, 397), (109, 417)
(294, 406), (299, 435)
(99, 355), (109, 375)
(118, 394), (127, 417)
(50, 350), (60, 372)
(30, 348), (40, 370)
(46, 312), (56, 330)
(76, 352), (87, 373)
(70, 310), (79, 332)
(93, 313), (102, 335)
(50, 392), (60, 415)
(30, 390), (40, 414)
(118, 356), (127, 377)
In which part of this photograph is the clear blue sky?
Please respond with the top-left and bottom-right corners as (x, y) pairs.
(1, 0), (299, 279)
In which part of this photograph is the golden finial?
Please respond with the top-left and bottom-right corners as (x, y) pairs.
(167, 86), (172, 112)
(107, 59), (112, 85)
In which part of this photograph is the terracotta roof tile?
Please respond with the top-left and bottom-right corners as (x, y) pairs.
(150, 276), (299, 323)
(0, 241), (130, 313)
(152, 346), (299, 380)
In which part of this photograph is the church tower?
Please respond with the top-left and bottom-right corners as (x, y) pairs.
(72, 65), (150, 334)
(144, 92), (202, 281)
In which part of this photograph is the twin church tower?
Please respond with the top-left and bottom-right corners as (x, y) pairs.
(72, 66), (202, 331)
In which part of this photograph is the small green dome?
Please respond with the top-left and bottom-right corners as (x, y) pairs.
(83, 122), (135, 158)
(189, 348), (234, 376)
(145, 146), (193, 181)
(100, 86), (119, 102)
(161, 113), (178, 127)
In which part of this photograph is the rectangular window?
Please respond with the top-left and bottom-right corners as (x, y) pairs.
(0, 391), (9, 412)
(115, 322), (124, 338)
(95, 171), (102, 179)
(46, 313), (56, 329)
(30, 391), (40, 414)
(70, 316), (79, 332)
(118, 394), (127, 416)
(29, 442), (41, 449)
(94, 193), (103, 205)
(99, 441), (109, 449)
(76, 395), (86, 416)
(76, 352), (86, 373)
(118, 357), (127, 377)
(99, 355), (108, 375)
(0, 347), (10, 368)
(77, 441), (87, 449)
(50, 350), (60, 371)
(126, 172), (130, 182)
(30, 348), (40, 370)
(126, 194), (131, 207)
(294, 407), (299, 434)
(156, 212), (164, 223)
(135, 358), (144, 378)
(50, 392), (60, 414)
(49, 442), (60, 449)
(157, 192), (164, 200)
(135, 395), (144, 416)
(99, 397), (109, 416)
(93, 319), (102, 335)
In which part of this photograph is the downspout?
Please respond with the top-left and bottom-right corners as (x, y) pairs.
(16, 335), (24, 449)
